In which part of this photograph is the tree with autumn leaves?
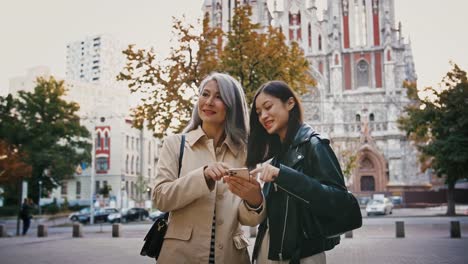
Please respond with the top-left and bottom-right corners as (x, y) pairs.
(399, 64), (468, 216)
(118, 5), (315, 138)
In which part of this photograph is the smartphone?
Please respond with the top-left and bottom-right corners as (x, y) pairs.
(228, 168), (250, 181)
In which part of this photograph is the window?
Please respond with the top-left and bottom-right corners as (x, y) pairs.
(136, 157), (140, 174)
(131, 156), (134, 174)
(126, 135), (129, 149)
(104, 133), (109, 149)
(136, 138), (139, 150)
(318, 35), (322, 51)
(356, 60), (370, 88)
(76, 181), (81, 199)
(356, 114), (361, 122)
(95, 181), (100, 194)
(308, 23), (312, 48)
(96, 133), (101, 148)
(369, 113), (375, 122)
(148, 141), (151, 164)
(96, 157), (109, 171)
(61, 182), (68, 195)
(125, 155), (129, 173)
(352, 0), (367, 47)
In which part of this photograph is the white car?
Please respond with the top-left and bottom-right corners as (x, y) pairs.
(366, 198), (393, 216)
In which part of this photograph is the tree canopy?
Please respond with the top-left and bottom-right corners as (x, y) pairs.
(398, 63), (468, 215)
(0, 77), (91, 203)
(118, 5), (315, 138)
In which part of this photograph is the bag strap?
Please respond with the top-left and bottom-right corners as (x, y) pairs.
(177, 134), (185, 178)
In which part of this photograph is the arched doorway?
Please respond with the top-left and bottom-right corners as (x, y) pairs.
(351, 145), (387, 193)
(360, 175), (375, 191)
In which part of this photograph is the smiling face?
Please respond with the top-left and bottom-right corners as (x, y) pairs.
(254, 92), (295, 141)
(198, 80), (227, 127)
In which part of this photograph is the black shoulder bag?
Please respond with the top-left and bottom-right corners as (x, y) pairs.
(140, 134), (185, 259)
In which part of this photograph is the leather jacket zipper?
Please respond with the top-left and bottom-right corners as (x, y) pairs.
(276, 184), (310, 204)
(279, 195), (289, 261)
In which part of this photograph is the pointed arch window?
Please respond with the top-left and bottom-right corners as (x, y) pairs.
(104, 132), (109, 149)
(318, 34), (322, 51)
(356, 60), (370, 88)
(96, 132), (101, 148)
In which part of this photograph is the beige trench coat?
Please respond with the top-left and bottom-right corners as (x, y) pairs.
(153, 127), (266, 264)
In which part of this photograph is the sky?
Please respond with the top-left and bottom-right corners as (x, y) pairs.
(0, 0), (467, 96)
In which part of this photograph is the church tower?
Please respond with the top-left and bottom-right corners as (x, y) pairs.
(202, 0), (427, 195)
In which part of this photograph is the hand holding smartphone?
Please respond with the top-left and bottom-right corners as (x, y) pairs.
(227, 168), (250, 182)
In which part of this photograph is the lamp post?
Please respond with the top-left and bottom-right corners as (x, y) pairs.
(89, 122), (96, 225)
(38, 179), (42, 215)
(120, 172), (124, 210)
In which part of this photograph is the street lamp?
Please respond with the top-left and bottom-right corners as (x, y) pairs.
(89, 121), (96, 225)
(38, 179), (42, 215)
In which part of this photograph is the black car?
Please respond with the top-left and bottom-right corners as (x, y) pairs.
(78, 207), (119, 224)
(107, 207), (149, 223)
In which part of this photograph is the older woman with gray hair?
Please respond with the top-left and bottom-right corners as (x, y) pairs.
(153, 72), (264, 264)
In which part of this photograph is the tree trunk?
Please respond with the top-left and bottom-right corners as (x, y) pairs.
(446, 180), (456, 216)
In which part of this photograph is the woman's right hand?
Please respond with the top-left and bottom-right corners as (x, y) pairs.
(204, 162), (230, 182)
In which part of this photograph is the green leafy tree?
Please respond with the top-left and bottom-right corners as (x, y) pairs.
(398, 64), (468, 215)
(0, 77), (91, 204)
(118, 6), (315, 138)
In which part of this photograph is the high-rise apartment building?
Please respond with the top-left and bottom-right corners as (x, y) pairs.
(66, 34), (125, 84)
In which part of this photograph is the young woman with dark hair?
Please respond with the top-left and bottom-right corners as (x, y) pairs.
(243, 81), (360, 264)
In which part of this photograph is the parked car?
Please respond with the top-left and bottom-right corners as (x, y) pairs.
(366, 198), (394, 216)
(390, 196), (403, 206)
(148, 209), (165, 221)
(107, 207), (149, 223)
(68, 207), (90, 222)
(357, 196), (371, 206)
(78, 207), (119, 223)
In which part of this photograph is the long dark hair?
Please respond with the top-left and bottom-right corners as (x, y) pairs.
(246, 81), (303, 168)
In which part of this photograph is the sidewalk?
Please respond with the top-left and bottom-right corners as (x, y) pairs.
(0, 224), (467, 264)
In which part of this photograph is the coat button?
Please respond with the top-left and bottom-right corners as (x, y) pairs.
(218, 243), (223, 249)
(216, 194), (224, 200)
(298, 155), (303, 159)
(217, 219), (224, 225)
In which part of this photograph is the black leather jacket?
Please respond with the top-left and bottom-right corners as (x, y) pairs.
(252, 124), (349, 263)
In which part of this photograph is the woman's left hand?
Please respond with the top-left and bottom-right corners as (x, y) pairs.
(224, 176), (263, 208)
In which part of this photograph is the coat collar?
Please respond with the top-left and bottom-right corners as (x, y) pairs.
(186, 126), (240, 157)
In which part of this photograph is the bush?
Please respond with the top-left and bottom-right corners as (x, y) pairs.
(0, 205), (20, 217)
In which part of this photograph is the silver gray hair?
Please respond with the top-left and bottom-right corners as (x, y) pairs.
(183, 72), (249, 145)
